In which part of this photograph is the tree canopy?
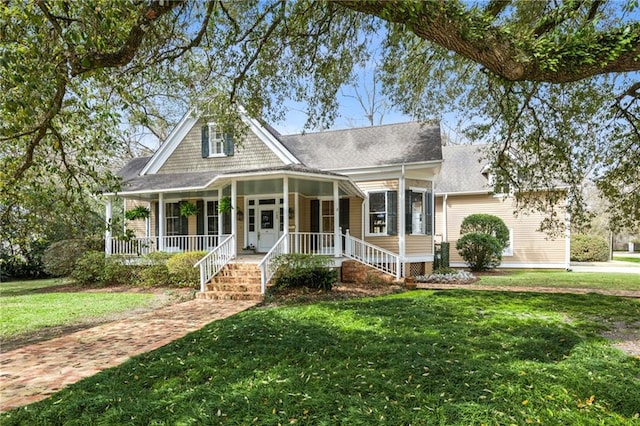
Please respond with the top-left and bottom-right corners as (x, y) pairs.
(1, 0), (639, 247)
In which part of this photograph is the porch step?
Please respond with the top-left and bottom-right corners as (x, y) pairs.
(197, 261), (263, 301)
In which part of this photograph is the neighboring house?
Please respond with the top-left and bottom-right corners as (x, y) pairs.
(106, 111), (442, 294)
(434, 144), (570, 269)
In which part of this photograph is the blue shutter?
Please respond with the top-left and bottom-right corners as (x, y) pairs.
(223, 132), (234, 156)
(387, 191), (397, 235)
(201, 125), (209, 158)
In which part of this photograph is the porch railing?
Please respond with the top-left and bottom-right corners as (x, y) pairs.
(109, 235), (224, 256)
(289, 232), (335, 255)
(194, 235), (236, 293)
(343, 230), (402, 278)
(258, 233), (288, 294)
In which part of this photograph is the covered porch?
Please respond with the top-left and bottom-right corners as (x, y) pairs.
(105, 165), (365, 259)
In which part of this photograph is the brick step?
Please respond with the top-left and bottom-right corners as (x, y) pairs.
(210, 276), (261, 285)
(215, 270), (262, 278)
(197, 291), (263, 301)
(206, 282), (261, 293)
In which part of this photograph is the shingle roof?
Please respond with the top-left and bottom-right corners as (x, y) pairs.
(117, 156), (151, 181)
(279, 122), (442, 169)
(119, 171), (219, 193)
(434, 144), (491, 194)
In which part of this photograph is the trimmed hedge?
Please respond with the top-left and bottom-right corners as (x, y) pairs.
(271, 253), (338, 291)
(456, 232), (504, 271)
(460, 214), (510, 249)
(571, 234), (609, 262)
(166, 251), (207, 288)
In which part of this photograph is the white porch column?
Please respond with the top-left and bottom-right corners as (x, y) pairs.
(105, 196), (113, 256)
(158, 193), (165, 251)
(294, 192), (300, 252)
(283, 176), (289, 253)
(398, 166), (406, 261)
(333, 181), (341, 258)
(231, 181), (237, 240)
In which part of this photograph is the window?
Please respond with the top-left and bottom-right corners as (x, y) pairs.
(321, 200), (334, 232)
(208, 125), (225, 156)
(201, 124), (234, 157)
(406, 189), (433, 235)
(165, 202), (183, 236)
(503, 228), (514, 256)
(206, 201), (219, 235)
(367, 191), (397, 235)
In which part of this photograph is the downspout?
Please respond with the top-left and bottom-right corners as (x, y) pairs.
(442, 193), (448, 242)
(399, 164), (406, 264)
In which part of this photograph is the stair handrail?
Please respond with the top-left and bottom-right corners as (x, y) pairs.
(342, 230), (402, 278)
(257, 232), (288, 294)
(194, 234), (236, 293)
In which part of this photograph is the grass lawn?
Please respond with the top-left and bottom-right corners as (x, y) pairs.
(614, 256), (640, 264)
(476, 270), (640, 291)
(2, 290), (639, 425)
(0, 279), (157, 340)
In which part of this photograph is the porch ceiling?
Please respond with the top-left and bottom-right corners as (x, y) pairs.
(237, 177), (352, 197)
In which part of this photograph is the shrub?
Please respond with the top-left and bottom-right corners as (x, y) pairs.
(166, 251), (207, 288)
(71, 251), (107, 285)
(460, 214), (510, 249)
(42, 238), (103, 277)
(456, 232), (504, 271)
(272, 253), (338, 291)
(571, 234), (609, 262)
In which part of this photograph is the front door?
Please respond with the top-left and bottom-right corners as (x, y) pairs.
(257, 205), (278, 252)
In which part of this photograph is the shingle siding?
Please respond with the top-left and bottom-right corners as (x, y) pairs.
(158, 119), (286, 174)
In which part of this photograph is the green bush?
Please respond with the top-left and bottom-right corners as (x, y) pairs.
(571, 234), (609, 262)
(272, 253), (338, 291)
(460, 214), (510, 249)
(71, 251), (107, 285)
(166, 251), (207, 288)
(456, 233), (504, 271)
(42, 238), (103, 277)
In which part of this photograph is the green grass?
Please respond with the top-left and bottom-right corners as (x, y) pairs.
(0, 279), (156, 339)
(477, 271), (640, 291)
(2, 290), (639, 425)
(614, 256), (640, 264)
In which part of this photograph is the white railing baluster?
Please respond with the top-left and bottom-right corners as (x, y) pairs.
(258, 233), (288, 294)
(194, 235), (236, 292)
(341, 232), (401, 279)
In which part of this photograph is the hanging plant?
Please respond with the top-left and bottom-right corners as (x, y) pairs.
(125, 206), (150, 221)
(218, 196), (233, 214)
(180, 201), (199, 217)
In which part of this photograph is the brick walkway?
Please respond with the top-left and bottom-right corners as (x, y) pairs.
(0, 299), (258, 412)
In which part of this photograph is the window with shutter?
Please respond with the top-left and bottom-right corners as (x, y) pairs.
(367, 191), (397, 236)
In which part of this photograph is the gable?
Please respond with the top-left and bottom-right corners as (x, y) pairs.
(142, 110), (299, 175)
(157, 118), (288, 174)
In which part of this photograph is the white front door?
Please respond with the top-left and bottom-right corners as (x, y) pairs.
(257, 205), (279, 252)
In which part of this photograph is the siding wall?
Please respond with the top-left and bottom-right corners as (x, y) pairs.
(158, 119), (286, 173)
(124, 199), (147, 237)
(436, 194), (566, 266)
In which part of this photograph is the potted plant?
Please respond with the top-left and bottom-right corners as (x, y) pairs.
(405, 276), (417, 290)
(241, 243), (256, 254)
(125, 206), (150, 221)
(218, 196), (233, 214)
(180, 201), (199, 217)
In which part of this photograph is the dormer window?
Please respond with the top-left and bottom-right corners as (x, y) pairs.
(201, 123), (234, 158)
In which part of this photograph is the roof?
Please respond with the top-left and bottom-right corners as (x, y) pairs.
(117, 156), (151, 181)
(279, 121), (442, 170)
(434, 144), (491, 194)
(119, 171), (220, 193)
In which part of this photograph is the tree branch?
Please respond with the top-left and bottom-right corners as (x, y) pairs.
(337, 1), (640, 83)
(69, 1), (183, 76)
(484, 0), (511, 18)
